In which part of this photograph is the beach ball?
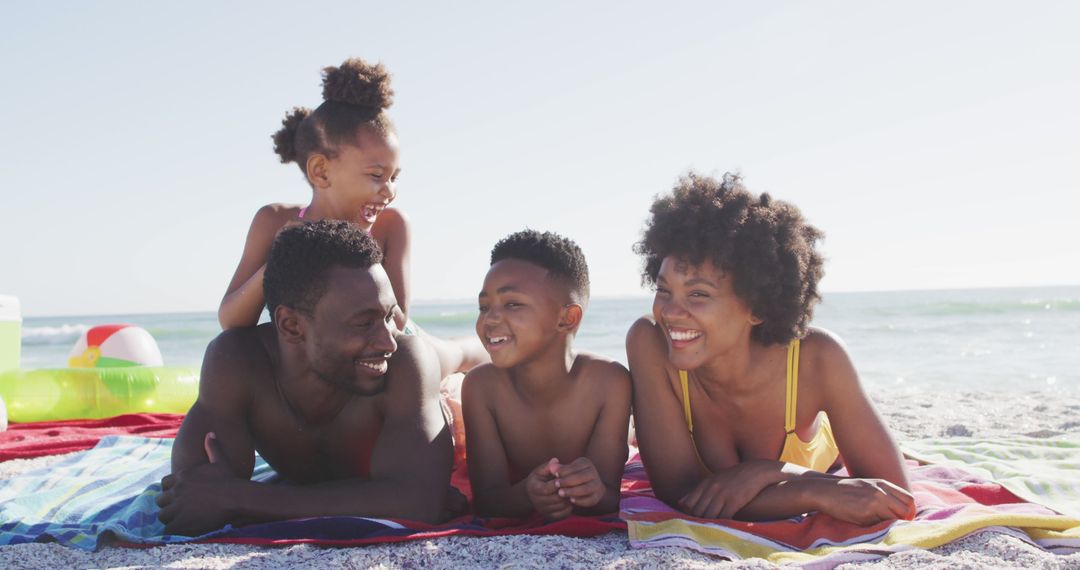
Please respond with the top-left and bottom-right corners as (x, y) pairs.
(68, 324), (164, 368)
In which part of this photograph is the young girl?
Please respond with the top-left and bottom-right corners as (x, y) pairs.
(626, 172), (915, 525)
(220, 58), (483, 375)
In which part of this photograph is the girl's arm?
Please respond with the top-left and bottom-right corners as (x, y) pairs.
(375, 208), (411, 329)
(218, 206), (285, 329)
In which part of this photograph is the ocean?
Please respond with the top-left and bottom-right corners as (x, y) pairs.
(16, 286), (1080, 393)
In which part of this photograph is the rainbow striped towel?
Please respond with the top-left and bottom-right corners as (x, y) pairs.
(621, 440), (1080, 567)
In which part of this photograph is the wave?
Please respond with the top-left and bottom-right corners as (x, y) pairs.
(21, 324), (90, 346)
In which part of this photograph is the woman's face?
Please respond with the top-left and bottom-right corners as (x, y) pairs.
(651, 255), (760, 370)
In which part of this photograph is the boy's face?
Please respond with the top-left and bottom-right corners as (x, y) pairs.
(476, 259), (567, 368)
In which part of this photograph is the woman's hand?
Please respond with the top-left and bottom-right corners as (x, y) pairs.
(807, 477), (916, 525)
(677, 459), (788, 519)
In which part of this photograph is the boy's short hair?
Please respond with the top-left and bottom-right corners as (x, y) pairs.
(490, 230), (590, 304)
(634, 172), (824, 346)
(264, 220), (384, 320)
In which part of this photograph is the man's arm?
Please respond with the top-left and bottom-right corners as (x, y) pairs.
(171, 331), (257, 478)
(231, 334), (453, 524)
(160, 333), (453, 534)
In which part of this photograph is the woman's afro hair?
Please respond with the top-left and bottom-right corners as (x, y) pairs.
(264, 219), (384, 320)
(272, 58), (396, 169)
(491, 229), (591, 304)
(635, 172), (825, 345)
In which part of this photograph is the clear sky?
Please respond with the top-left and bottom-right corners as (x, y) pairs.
(2, 2), (1077, 317)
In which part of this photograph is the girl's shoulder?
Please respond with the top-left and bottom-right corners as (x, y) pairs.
(248, 203), (306, 234)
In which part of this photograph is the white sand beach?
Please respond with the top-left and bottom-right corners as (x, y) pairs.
(1, 387), (1078, 569)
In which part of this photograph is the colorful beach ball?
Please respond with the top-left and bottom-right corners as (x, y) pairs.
(68, 324), (164, 368)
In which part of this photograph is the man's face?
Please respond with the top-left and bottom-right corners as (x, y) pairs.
(305, 264), (399, 396)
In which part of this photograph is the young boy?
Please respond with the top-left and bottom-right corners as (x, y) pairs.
(463, 230), (631, 520)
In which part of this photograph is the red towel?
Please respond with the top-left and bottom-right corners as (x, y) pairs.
(0, 414), (183, 462)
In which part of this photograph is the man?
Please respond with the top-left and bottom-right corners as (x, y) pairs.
(157, 220), (454, 535)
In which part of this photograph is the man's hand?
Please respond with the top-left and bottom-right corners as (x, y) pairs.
(678, 459), (786, 519)
(441, 485), (468, 521)
(810, 478), (916, 526)
(554, 457), (606, 510)
(157, 432), (241, 535)
(525, 458), (572, 520)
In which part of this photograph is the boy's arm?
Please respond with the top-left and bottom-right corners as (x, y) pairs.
(463, 367), (555, 518)
(218, 206), (281, 329)
(567, 362), (631, 515)
(376, 208), (411, 327)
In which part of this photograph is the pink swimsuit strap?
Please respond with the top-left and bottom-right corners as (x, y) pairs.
(298, 206), (308, 219)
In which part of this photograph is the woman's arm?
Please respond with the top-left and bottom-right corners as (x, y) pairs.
(626, 317), (711, 506)
(809, 329), (910, 490)
(218, 206), (286, 329)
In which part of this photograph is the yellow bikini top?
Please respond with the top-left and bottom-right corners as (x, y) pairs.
(678, 339), (840, 474)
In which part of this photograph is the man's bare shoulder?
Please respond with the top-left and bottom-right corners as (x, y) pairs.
(201, 325), (275, 387)
(385, 332), (443, 392)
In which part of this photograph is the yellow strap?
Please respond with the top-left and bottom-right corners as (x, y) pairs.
(785, 339), (800, 434)
(679, 370), (693, 433)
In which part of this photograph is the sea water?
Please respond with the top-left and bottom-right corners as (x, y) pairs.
(17, 286), (1080, 393)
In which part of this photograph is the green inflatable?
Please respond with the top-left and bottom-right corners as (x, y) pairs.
(0, 366), (198, 423)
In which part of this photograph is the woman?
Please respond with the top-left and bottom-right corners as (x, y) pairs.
(626, 172), (914, 525)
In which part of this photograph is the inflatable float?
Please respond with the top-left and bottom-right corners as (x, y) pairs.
(0, 299), (198, 424)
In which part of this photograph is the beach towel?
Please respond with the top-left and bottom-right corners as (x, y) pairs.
(903, 436), (1080, 519)
(0, 414), (183, 462)
(621, 445), (1080, 567)
(0, 436), (623, 551)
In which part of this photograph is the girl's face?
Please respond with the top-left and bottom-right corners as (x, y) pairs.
(651, 255), (761, 370)
(324, 129), (401, 229)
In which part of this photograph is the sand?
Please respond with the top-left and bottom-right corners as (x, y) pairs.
(2, 387), (1079, 569)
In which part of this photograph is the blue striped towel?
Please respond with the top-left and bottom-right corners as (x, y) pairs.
(0, 435), (274, 550)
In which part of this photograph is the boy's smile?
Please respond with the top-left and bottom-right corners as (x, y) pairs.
(476, 259), (566, 368)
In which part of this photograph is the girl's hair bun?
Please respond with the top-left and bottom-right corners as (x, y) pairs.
(272, 107), (312, 164)
(321, 58), (394, 111)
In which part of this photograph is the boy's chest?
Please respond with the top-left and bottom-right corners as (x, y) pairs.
(248, 398), (384, 484)
(493, 396), (599, 479)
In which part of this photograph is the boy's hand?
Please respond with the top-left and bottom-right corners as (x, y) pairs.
(810, 478), (916, 526)
(678, 459), (784, 519)
(525, 458), (572, 520)
(554, 457), (606, 509)
(156, 432), (240, 535)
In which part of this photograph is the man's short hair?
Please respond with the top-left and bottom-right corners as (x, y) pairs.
(264, 220), (384, 319)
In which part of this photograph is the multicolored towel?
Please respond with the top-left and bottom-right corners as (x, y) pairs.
(0, 436), (623, 551)
(903, 437), (1080, 519)
(621, 446), (1080, 566)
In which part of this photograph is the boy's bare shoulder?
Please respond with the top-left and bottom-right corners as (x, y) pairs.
(574, 352), (631, 390)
